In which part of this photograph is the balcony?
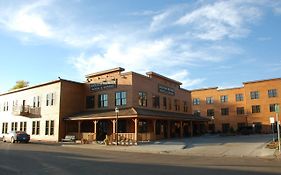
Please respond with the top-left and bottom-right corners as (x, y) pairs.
(12, 105), (41, 118)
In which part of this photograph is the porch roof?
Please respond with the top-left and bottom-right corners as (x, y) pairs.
(65, 107), (209, 122)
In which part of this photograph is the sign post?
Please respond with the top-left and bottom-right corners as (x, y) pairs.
(270, 117), (275, 142)
(275, 105), (280, 153)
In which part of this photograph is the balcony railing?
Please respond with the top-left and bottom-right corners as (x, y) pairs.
(12, 105), (41, 118)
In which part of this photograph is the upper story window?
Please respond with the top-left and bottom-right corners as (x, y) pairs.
(206, 97), (214, 104)
(163, 97), (167, 109)
(207, 109), (214, 117)
(220, 95), (228, 103)
(152, 95), (160, 108)
(138, 92), (147, 107)
(183, 101), (188, 112)
(221, 108), (229, 116)
(236, 107), (245, 115)
(268, 89), (277, 98)
(115, 91), (127, 106)
(193, 110), (200, 116)
(168, 98), (172, 110)
(269, 104), (279, 112)
(86, 96), (95, 109)
(174, 99), (180, 111)
(250, 91), (259, 99)
(3, 101), (9, 111)
(193, 98), (200, 105)
(252, 105), (260, 113)
(46, 93), (55, 106)
(235, 93), (244, 101)
(98, 94), (108, 108)
(33, 96), (40, 108)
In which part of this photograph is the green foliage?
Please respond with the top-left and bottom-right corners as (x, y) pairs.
(10, 80), (29, 90)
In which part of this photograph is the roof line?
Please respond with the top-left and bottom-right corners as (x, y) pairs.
(85, 67), (125, 78)
(146, 71), (182, 85)
(0, 78), (82, 96)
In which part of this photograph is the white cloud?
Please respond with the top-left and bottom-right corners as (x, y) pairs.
(274, 7), (281, 14)
(168, 70), (205, 88)
(0, 1), (53, 37)
(0, 0), (107, 48)
(175, 1), (262, 40)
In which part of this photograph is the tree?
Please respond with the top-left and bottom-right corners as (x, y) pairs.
(10, 80), (29, 90)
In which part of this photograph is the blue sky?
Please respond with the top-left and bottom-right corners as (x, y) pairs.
(0, 0), (281, 93)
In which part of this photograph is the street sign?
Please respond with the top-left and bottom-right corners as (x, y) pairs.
(275, 104), (280, 113)
(270, 117), (275, 124)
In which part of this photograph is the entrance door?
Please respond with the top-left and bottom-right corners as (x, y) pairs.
(96, 120), (109, 141)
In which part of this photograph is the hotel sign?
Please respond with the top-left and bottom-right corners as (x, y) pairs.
(90, 80), (117, 91)
(158, 85), (175, 96)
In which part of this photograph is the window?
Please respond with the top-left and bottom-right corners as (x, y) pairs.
(3, 101), (9, 111)
(236, 107), (245, 115)
(193, 110), (200, 116)
(138, 120), (148, 133)
(220, 95), (228, 103)
(221, 108), (229, 116)
(270, 104), (279, 112)
(163, 97), (167, 109)
(86, 96), (95, 109)
(138, 92), (147, 107)
(115, 91), (127, 106)
(268, 89), (277, 98)
(20, 122), (27, 132)
(2, 123), (8, 134)
(193, 98), (200, 105)
(11, 122), (17, 131)
(236, 93), (244, 101)
(183, 101), (188, 112)
(252, 105), (260, 113)
(98, 94), (108, 108)
(207, 109), (214, 117)
(206, 97), (214, 104)
(174, 99), (180, 111)
(45, 120), (54, 135)
(33, 96), (40, 108)
(32, 121), (40, 135)
(237, 123), (246, 131)
(222, 123), (230, 133)
(168, 98), (172, 110)
(152, 96), (160, 108)
(250, 91), (259, 99)
(46, 93), (55, 106)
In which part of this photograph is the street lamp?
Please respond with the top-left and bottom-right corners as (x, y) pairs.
(115, 107), (119, 145)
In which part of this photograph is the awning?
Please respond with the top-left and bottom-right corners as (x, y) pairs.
(65, 107), (209, 122)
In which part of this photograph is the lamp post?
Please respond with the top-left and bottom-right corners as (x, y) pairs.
(211, 116), (215, 133)
(115, 107), (119, 146)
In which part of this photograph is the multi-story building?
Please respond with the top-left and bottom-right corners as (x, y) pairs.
(191, 78), (281, 134)
(0, 67), (208, 142)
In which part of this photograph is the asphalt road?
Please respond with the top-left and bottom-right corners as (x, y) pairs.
(0, 142), (280, 175)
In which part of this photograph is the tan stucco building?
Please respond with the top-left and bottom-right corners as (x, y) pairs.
(191, 78), (281, 134)
(0, 68), (208, 142)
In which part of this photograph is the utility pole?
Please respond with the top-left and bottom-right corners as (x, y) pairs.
(275, 105), (280, 153)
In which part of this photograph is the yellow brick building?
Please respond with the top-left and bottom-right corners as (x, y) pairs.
(191, 78), (281, 134)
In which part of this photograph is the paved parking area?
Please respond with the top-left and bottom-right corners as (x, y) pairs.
(62, 134), (277, 158)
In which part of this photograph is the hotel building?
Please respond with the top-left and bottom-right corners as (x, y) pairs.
(191, 78), (281, 134)
(0, 68), (208, 142)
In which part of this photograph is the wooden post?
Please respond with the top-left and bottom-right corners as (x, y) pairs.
(190, 121), (193, 137)
(134, 118), (138, 144)
(153, 120), (156, 140)
(180, 121), (183, 138)
(78, 121), (81, 139)
(167, 120), (171, 138)
(94, 120), (97, 133)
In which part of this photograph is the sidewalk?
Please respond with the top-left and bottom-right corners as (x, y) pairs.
(61, 134), (277, 158)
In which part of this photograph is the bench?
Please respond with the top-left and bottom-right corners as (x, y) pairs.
(62, 135), (76, 142)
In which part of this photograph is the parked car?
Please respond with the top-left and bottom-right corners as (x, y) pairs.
(2, 131), (30, 143)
